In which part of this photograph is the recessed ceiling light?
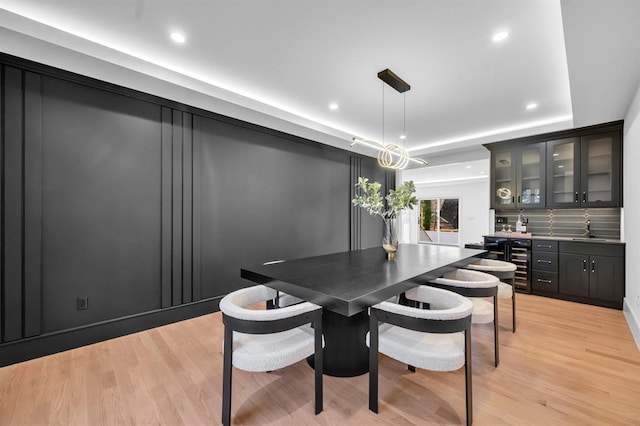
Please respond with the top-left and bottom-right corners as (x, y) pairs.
(492, 31), (509, 42)
(329, 102), (339, 110)
(170, 32), (186, 43)
(400, 134), (407, 140)
(553, 153), (559, 157)
(466, 165), (472, 169)
(480, 171), (486, 175)
(526, 102), (538, 110)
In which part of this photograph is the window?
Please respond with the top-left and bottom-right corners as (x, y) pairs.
(418, 198), (459, 246)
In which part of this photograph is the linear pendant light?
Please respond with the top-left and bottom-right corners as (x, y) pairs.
(351, 69), (428, 169)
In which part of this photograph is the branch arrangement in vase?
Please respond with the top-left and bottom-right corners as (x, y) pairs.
(352, 177), (418, 259)
(351, 177), (418, 219)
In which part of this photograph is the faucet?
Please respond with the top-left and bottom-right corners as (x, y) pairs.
(586, 220), (592, 238)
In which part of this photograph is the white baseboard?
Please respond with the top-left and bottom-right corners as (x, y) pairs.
(623, 297), (640, 350)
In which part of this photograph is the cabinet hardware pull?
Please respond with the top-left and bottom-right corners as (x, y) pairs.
(582, 192), (586, 203)
(537, 259), (552, 264)
(538, 245), (552, 248)
(537, 278), (552, 284)
(575, 192), (579, 203)
(583, 259), (587, 272)
(591, 260), (595, 273)
(512, 196), (515, 204)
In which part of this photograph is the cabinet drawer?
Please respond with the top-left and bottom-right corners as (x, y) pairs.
(532, 271), (558, 292)
(532, 251), (558, 272)
(558, 242), (624, 257)
(532, 240), (558, 252)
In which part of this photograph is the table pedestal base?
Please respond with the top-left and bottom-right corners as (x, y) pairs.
(308, 309), (369, 377)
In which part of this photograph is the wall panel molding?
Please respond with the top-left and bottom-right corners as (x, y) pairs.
(171, 110), (183, 306)
(0, 65), (4, 342)
(23, 71), (43, 338)
(182, 112), (193, 304)
(192, 115), (202, 301)
(350, 156), (362, 251)
(2, 66), (24, 342)
(161, 107), (172, 308)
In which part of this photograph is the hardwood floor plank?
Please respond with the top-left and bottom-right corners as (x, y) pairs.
(1, 294), (639, 425)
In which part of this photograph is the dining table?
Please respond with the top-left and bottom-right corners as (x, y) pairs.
(240, 243), (485, 377)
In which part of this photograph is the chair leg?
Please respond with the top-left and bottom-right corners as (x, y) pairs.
(222, 325), (233, 426)
(407, 365), (416, 372)
(314, 315), (323, 415)
(465, 328), (473, 426)
(494, 294), (499, 367)
(511, 277), (516, 333)
(369, 314), (379, 413)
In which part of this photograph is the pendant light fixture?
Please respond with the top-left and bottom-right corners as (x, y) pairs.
(351, 69), (428, 169)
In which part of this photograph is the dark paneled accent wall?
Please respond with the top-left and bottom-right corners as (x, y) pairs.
(0, 54), (386, 365)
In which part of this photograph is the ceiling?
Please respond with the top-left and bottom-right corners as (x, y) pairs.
(1, 0), (639, 166)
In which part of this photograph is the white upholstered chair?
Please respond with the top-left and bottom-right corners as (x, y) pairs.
(430, 268), (500, 367)
(367, 285), (474, 425)
(220, 285), (323, 426)
(465, 258), (517, 332)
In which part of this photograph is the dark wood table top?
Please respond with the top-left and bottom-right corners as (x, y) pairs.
(241, 244), (485, 317)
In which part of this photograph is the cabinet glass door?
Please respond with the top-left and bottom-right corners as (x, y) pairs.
(517, 144), (544, 207)
(547, 138), (579, 207)
(492, 150), (515, 208)
(581, 132), (620, 206)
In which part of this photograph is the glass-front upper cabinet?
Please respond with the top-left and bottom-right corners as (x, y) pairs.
(581, 132), (621, 207)
(492, 150), (516, 208)
(516, 143), (545, 208)
(547, 137), (579, 206)
(546, 132), (621, 208)
(491, 143), (545, 209)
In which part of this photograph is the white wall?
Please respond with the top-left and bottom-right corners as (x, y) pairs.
(623, 82), (640, 348)
(398, 179), (490, 247)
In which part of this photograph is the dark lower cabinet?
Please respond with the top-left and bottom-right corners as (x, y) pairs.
(531, 271), (559, 293)
(558, 253), (590, 297)
(557, 242), (625, 308)
(589, 255), (624, 302)
(531, 239), (559, 294)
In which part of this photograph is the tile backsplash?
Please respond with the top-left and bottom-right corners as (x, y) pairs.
(494, 208), (621, 240)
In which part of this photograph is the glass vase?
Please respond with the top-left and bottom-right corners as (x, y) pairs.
(382, 217), (399, 260)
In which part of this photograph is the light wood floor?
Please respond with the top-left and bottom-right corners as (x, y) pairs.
(1, 293), (639, 425)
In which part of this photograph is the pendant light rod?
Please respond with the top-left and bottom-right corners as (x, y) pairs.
(349, 68), (428, 169)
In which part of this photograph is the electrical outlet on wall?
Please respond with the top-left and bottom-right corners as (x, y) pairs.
(77, 296), (89, 311)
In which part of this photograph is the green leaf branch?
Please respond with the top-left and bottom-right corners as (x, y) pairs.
(352, 176), (418, 219)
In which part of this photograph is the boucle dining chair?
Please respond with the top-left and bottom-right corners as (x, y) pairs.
(220, 285), (323, 426)
(367, 285), (474, 425)
(429, 268), (500, 367)
(465, 258), (517, 332)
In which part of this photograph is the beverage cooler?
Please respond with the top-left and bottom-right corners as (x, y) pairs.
(508, 239), (531, 293)
(483, 237), (531, 293)
(484, 236), (508, 259)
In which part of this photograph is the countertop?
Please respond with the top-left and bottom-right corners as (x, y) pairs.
(483, 234), (625, 245)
